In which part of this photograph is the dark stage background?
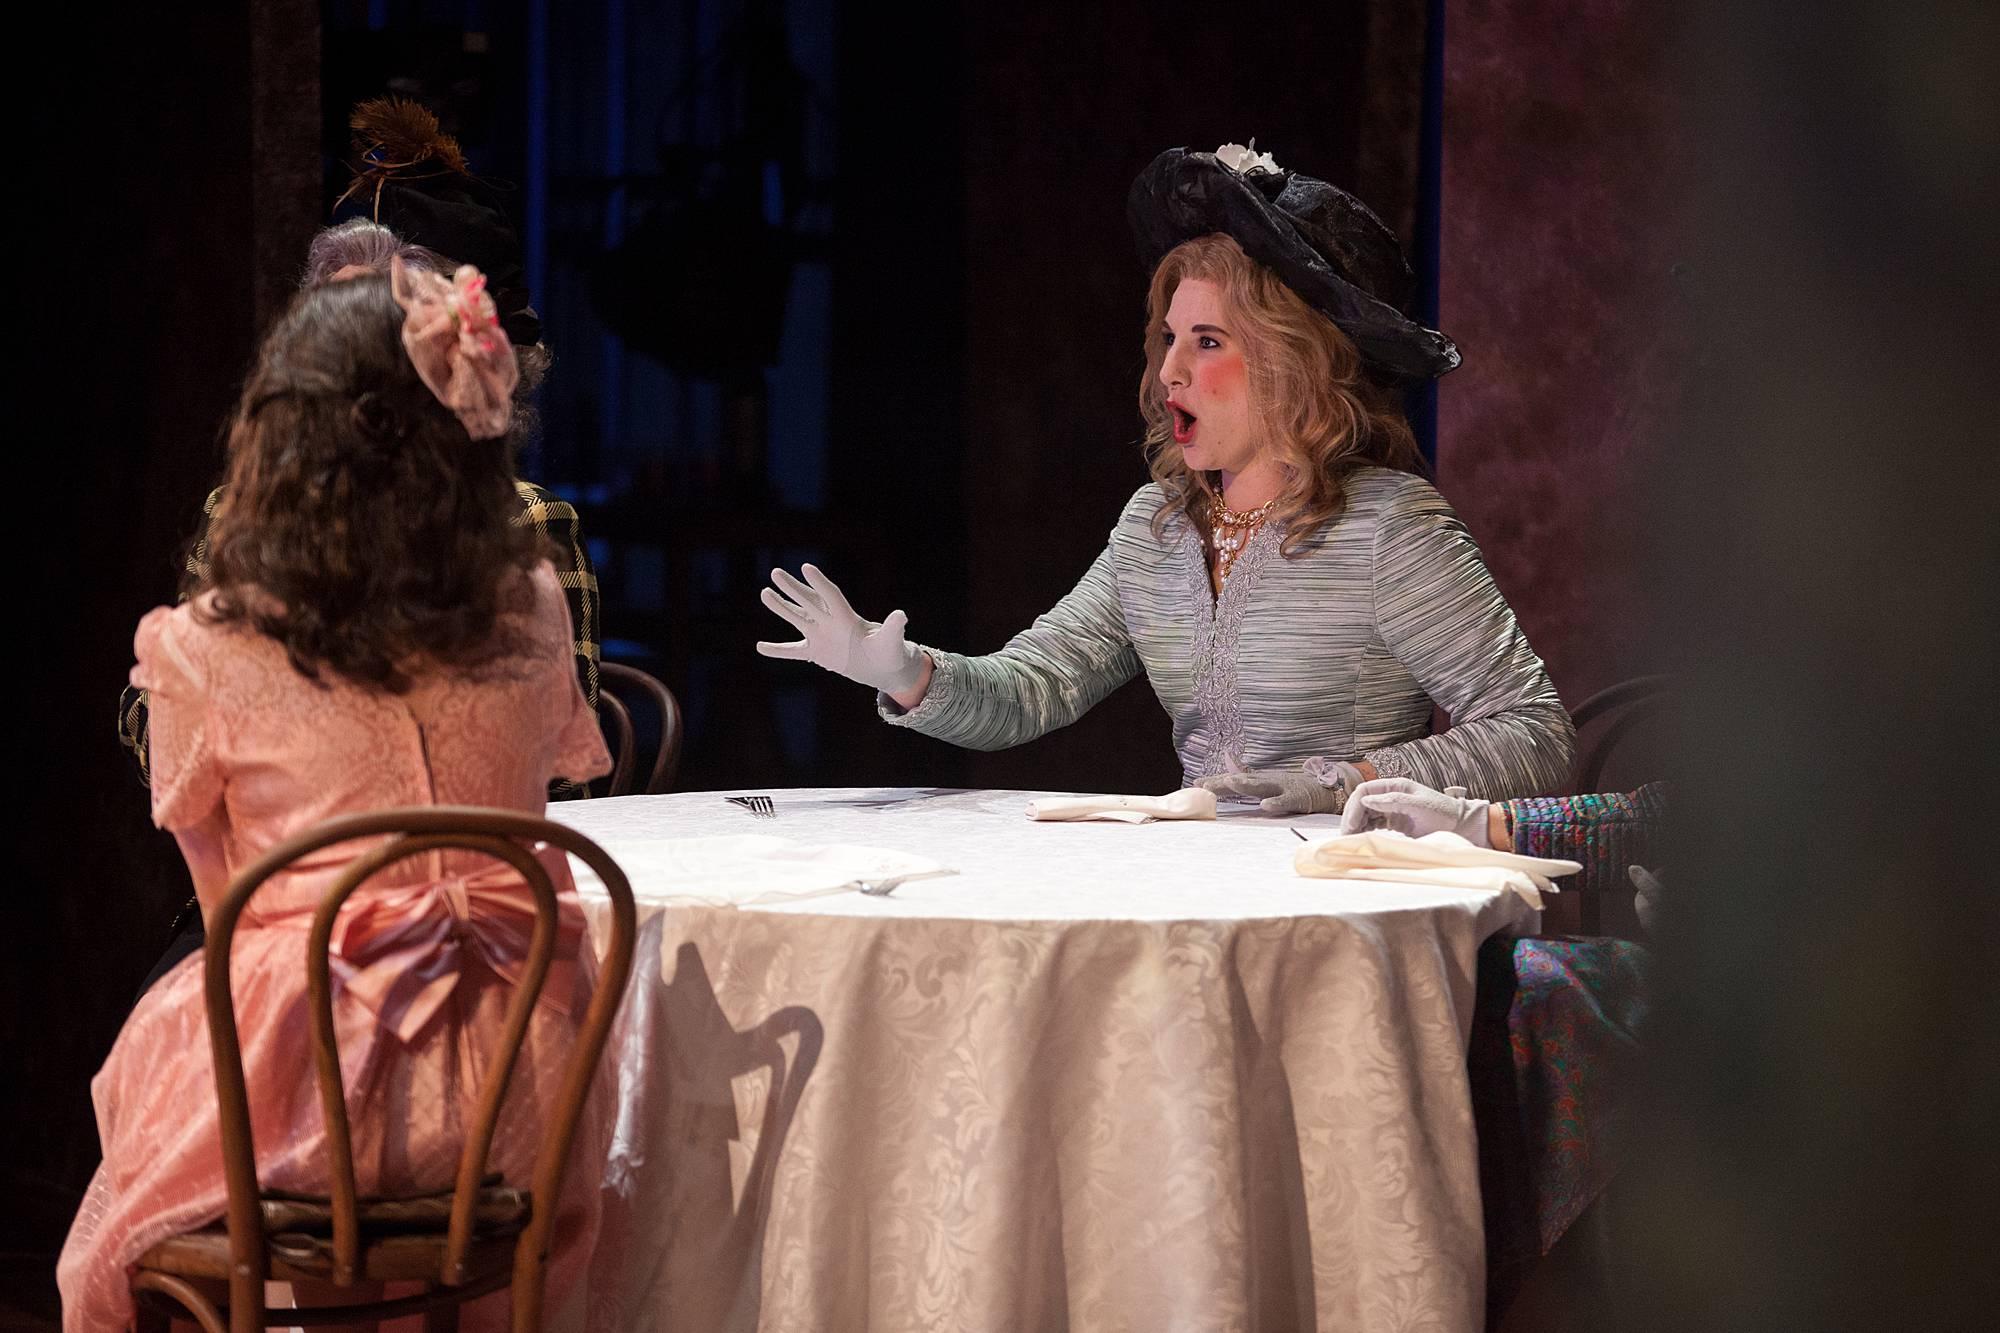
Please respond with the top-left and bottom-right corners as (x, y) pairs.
(4, 4), (1452, 1311)
(9, 2), (1995, 1328)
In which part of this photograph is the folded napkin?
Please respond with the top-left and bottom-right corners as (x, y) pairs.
(1026, 789), (1218, 824)
(1293, 829), (1581, 909)
(566, 834), (955, 907)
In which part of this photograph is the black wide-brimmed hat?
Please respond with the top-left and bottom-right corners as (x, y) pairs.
(334, 98), (542, 347)
(1128, 144), (1459, 381)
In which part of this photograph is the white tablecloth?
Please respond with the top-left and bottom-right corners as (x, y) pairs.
(549, 788), (1535, 1332)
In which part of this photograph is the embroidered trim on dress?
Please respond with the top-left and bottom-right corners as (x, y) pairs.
(1184, 519), (1282, 780)
(1364, 744), (1419, 781)
(877, 645), (961, 726)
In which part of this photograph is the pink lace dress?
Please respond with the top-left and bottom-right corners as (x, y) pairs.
(58, 562), (613, 1332)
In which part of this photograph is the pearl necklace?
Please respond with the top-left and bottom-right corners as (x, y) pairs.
(1207, 492), (1278, 586)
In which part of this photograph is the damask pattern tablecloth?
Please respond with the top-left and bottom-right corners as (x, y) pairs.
(548, 788), (1535, 1333)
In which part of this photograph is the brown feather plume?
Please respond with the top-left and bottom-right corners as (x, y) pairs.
(348, 96), (468, 175)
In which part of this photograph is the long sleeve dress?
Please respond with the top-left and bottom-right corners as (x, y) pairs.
(118, 479), (604, 797)
(59, 561), (613, 1333)
(885, 467), (1574, 799)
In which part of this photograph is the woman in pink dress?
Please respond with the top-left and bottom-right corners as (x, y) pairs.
(58, 261), (613, 1331)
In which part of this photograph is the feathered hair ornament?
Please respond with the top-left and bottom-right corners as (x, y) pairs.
(335, 97), (472, 220)
(329, 95), (542, 347)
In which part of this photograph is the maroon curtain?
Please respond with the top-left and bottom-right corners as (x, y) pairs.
(1437, 0), (1688, 709)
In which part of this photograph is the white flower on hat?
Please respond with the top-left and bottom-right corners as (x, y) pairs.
(1213, 139), (1282, 175)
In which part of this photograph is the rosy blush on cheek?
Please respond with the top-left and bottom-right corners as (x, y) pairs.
(1196, 353), (1247, 399)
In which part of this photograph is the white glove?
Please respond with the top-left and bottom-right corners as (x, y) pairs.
(1338, 777), (1492, 845)
(1196, 760), (1364, 816)
(756, 564), (927, 695)
(1628, 864), (1664, 935)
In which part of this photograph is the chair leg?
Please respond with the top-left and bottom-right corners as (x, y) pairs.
(131, 1274), (230, 1333)
(511, 1264), (546, 1331)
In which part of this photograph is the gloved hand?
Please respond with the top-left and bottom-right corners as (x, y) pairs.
(1337, 777), (1492, 845)
(756, 564), (928, 695)
(1196, 760), (1364, 815)
(1628, 864), (1664, 935)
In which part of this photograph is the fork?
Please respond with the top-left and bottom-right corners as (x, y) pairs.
(854, 872), (935, 897)
(853, 868), (962, 897)
(726, 794), (776, 818)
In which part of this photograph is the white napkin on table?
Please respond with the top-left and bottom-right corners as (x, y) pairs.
(1293, 828), (1581, 909)
(1026, 789), (1218, 824)
(567, 834), (954, 907)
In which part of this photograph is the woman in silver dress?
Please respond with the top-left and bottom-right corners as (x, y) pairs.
(758, 144), (1572, 812)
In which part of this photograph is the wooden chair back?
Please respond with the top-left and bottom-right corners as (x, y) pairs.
(598, 662), (685, 795)
(596, 690), (637, 798)
(194, 806), (636, 1331)
(1569, 674), (1671, 795)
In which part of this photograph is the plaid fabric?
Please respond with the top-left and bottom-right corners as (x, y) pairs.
(118, 480), (601, 800)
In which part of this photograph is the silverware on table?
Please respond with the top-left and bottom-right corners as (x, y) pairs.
(726, 794), (776, 818)
(855, 870), (958, 897)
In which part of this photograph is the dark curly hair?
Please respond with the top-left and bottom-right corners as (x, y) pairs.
(193, 274), (547, 691)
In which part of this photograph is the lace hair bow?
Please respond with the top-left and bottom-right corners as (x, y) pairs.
(389, 255), (518, 440)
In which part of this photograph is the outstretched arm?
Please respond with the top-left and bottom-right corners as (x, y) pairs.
(757, 551), (1142, 753)
(878, 547), (1142, 751)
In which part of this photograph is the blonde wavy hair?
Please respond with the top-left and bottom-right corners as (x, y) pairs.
(1139, 233), (1424, 555)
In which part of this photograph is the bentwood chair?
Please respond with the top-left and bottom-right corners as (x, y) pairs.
(1568, 674), (1671, 797)
(596, 690), (639, 798)
(128, 807), (637, 1333)
(597, 662), (685, 796)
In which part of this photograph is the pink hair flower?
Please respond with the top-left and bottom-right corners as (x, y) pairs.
(390, 257), (519, 440)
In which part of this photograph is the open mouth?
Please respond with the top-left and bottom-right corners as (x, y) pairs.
(1169, 402), (1198, 444)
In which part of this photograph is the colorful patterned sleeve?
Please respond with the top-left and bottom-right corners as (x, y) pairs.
(1503, 782), (1669, 900)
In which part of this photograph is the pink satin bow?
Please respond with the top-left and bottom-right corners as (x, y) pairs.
(327, 843), (585, 1043)
(390, 256), (519, 441)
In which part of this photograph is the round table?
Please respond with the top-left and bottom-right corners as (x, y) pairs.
(549, 788), (1535, 1333)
